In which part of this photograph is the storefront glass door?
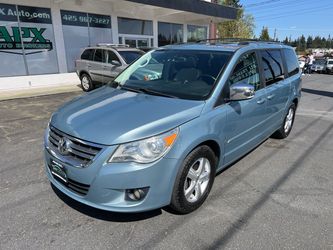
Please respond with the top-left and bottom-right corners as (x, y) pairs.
(120, 36), (152, 48)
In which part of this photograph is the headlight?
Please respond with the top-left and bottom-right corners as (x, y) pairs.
(109, 128), (179, 163)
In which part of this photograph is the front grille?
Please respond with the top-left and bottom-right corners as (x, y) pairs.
(48, 126), (103, 167)
(48, 164), (90, 195)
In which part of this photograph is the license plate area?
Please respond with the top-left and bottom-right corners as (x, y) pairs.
(50, 160), (67, 183)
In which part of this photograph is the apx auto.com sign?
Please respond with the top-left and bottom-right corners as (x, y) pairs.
(0, 3), (53, 52)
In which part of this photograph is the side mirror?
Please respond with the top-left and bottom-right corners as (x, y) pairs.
(110, 60), (121, 67)
(230, 83), (255, 101)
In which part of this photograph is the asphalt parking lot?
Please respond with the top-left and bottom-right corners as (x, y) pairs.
(0, 74), (332, 250)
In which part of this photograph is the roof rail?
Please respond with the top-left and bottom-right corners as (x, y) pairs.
(97, 43), (130, 48)
(196, 38), (282, 45)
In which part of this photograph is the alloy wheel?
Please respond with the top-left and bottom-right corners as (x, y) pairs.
(184, 157), (211, 203)
(284, 107), (294, 133)
(81, 76), (90, 90)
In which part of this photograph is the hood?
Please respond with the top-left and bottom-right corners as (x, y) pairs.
(51, 86), (204, 145)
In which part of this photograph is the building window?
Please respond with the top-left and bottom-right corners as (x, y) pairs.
(158, 22), (183, 46)
(0, 3), (58, 76)
(60, 10), (112, 72)
(118, 17), (153, 36)
(187, 25), (208, 42)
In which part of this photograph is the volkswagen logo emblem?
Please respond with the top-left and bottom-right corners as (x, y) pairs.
(58, 137), (71, 155)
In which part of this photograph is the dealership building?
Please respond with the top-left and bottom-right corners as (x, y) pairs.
(0, 0), (236, 90)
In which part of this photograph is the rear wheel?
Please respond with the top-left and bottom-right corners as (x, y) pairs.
(170, 145), (217, 214)
(80, 73), (94, 92)
(272, 103), (296, 139)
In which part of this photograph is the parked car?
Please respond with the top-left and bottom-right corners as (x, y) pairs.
(298, 60), (305, 70)
(325, 58), (333, 74)
(311, 58), (326, 73)
(76, 44), (144, 91)
(45, 41), (302, 214)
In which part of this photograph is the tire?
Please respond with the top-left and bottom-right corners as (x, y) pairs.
(170, 145), (217, 214)
(272, 103), (296, 139)
(80, 73), (94, 92)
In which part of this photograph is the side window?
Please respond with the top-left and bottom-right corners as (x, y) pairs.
(229, 52), (261, 91)
(81, 49), (94, 61)
(283, 49), (300, 77)
(93, 49), (105, 63)
(107, 51), (120, 64)
(260, 50), (284, 86)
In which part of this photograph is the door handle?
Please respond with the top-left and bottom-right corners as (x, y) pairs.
(257, 98), (265, 104)
(87, 65), (92, 68)
(267, 94), (275, 100)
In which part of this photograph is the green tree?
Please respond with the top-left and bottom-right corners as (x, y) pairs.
(290, 38), (297, 48)
(321, 37), (327, 48)
(298, 35), (306, 52)
(217, 0), (255, 39)
(313, 36), (323, 48)
(327, 35), (332, 49)
(222, 0), (242, 8)
(283, 36), (289, 45)
(306, 36), (313, 49)
(259, 26), (270, 41)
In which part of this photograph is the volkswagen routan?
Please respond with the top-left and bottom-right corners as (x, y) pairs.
(44, 40), (302, 214)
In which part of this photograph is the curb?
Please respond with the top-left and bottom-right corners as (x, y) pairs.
(0, 84), (82, 101)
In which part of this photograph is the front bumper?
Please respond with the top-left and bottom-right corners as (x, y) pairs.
(44, 147), (180, 212)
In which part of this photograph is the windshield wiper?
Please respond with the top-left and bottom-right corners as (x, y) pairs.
(118, 85), (177, 98)
(137, 88), (178, 98)
(110, 80), (120, 88)
(118, 85), (142, 93)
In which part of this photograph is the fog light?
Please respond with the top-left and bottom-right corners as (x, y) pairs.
(126, 187), (149, 201)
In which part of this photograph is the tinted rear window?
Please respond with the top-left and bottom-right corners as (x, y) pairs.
(81, 49), (94, 60)
(260, 50), (285, 86)
(118, 51), (144, 64)
(283, 49), (299, 77)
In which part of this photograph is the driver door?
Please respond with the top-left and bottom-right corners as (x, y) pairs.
(223, 51), (269, 165)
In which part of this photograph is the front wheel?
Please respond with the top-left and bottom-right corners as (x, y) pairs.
(272, 103), (296, 139)
(170, 145), (217, 214)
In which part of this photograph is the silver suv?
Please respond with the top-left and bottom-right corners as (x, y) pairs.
(325, 58), (333, 74)
(76, 44), (144, 91)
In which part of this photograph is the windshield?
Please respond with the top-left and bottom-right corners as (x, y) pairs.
(113, 49), (232, 100)
(118, 50), (145, 64)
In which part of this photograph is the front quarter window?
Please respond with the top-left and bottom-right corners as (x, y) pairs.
(228, 52), (260, 91)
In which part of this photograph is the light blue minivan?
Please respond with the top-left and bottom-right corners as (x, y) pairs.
(44, 40), (301, 214)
